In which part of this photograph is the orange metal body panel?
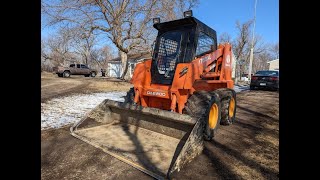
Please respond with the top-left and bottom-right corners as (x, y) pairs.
(130, 43), (234, 114)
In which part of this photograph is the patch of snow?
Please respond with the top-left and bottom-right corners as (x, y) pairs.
(41, 92), (126, 130)
(234, 85), (249, 93)
(42, 86), (248, 130)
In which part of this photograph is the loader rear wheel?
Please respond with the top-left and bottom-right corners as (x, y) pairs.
(184, 91), (221, 141)
(213, 88), (237, 125)
(229, 97), (236, 119)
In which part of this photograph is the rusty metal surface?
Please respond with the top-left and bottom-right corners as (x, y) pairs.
(168, 119), (204, 176)
(70, 99), (204, 179)
(74, 123), (180, 177)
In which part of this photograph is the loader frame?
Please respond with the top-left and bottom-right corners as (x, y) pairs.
(70, 15), (236, 180)
(131, 45), (233, 113)
(131, 17), (233, 114)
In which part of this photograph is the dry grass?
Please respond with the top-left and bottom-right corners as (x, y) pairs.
(41, 71), (56, 80)
(88, 80), (132, 92)
(41, 71), (133, 101)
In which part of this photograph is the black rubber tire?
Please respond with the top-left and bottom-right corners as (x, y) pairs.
(57, 73), (63, 77)
(90, 72), (96, 77)
(184, 91), (221, 141)
(84, 74), (90, 77)
(124, 87), (135, 104)
(250, 85), (254, 90)
(213, 88), (237, 125)
(63, 71), (70, 78)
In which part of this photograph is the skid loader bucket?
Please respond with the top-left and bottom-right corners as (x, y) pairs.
(70, 99), (204, 179)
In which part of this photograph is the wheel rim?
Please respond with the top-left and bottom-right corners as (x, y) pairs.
(92, 72), (95, 76)
(208, 103), (219, 129)
(229, 97), (235, 118)
(65, 72), (69, 77)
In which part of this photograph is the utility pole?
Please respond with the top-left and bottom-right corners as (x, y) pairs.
(248, 0), (257, 81)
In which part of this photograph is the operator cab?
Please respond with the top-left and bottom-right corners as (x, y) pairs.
(151, 12), (217, 85)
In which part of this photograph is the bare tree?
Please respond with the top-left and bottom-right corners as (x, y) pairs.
(243, 35), (267, 61)
(269, 42), (279, 59)
(101, 45), (116, 60)
(177, 0), (199, 17)
(45, 28), (77, 66)
(41, 39), (51, 62)
(69, 28), (98, 66)
(232, 20), (253, 60)
(92, 45), (116, 70)
(231, 20), (252, 80)
(253, 51), (272, 72)
(42, 0), (198, 79)
(219, 32), (231, 43)
(41, 39), (53, 71)
(231, 20), (268, 79)
(159, 0), (199, 21)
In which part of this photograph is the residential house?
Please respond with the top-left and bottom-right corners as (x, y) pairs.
(267, 59), (279, 70)
(107, 52), (152, 79)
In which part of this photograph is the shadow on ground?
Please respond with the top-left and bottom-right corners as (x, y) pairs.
(41, 90), (279, 180)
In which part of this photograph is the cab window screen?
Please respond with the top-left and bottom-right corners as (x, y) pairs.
(157, 31), (182, 76)
(196, 32), (215, 56)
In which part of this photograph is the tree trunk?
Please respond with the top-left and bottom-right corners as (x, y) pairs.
(120, 51), (129, 80)
(85, 56), (88, 65)
(85, 48), (89, 65)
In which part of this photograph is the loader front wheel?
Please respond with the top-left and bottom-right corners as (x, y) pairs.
(184, 91), (221, 141)
(124, 87), (135, 104)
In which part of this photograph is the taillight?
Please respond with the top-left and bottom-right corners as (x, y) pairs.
(270, 77), (278, 81)
(252, 76), (258, 80)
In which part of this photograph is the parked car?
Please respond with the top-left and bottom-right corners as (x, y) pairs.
(53, 63), (97, 78)
(250, 70), (279, 90)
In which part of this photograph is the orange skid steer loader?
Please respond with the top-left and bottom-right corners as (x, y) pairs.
(70, 11), (237, 179)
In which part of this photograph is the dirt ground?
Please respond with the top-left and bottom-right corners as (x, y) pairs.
(41, 72), (132, 102)
(41, 72), (279, 179)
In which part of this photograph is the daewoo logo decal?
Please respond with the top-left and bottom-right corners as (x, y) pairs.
(199, 55), (211, 64)
(146, 91), (166, 96)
